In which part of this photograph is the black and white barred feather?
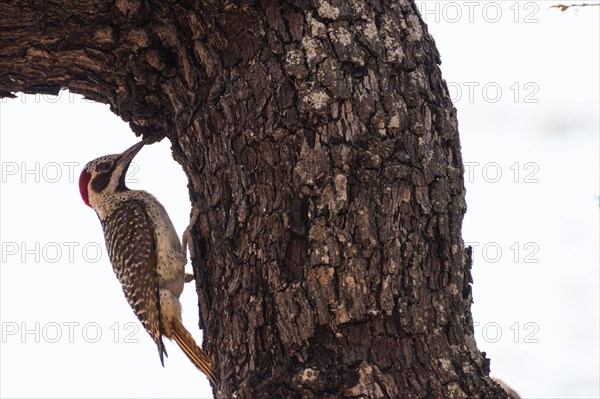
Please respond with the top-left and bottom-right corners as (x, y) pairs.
(102, 199), (167, 364)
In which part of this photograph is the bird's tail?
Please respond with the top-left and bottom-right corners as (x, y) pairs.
(171, 318), (217, 385)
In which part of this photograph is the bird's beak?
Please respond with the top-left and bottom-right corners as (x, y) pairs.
(118, 140), (146, 166)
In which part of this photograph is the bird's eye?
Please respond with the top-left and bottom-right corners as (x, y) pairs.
(96, 162), (111, 172)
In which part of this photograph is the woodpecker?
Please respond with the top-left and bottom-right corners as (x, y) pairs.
(78, 140), (216, 385)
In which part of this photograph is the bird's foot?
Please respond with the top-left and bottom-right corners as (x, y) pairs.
(182, 206), (201, 262)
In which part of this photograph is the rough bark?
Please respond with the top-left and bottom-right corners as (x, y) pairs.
(1, 1), (508, 398)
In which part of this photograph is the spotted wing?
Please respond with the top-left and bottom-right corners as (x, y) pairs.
(101, 199), (167, 364)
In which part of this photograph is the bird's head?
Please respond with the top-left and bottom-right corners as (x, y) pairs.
(79, 141), (146, 209)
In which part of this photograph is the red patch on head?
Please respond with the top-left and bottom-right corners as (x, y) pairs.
(79, 169), (92, 207)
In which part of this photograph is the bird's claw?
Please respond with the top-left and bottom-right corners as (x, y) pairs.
(182, 206), (201, 262)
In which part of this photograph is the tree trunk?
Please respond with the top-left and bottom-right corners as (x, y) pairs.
(0, 1), (507, 398)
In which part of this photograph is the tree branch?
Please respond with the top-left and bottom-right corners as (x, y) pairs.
(0, 0), (180, 139)
(550, 2), (600, 12)
(1, 1), (114, 98)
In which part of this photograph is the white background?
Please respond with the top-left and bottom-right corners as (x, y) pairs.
(1, 2), (598, 398)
